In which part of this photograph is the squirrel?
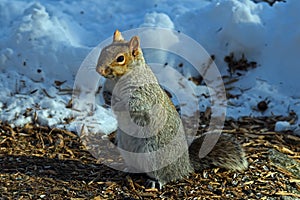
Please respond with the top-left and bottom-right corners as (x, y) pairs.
(96, 30), (248, 188)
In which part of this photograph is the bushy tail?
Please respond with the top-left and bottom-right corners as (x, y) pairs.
(188, 134), (248, 172)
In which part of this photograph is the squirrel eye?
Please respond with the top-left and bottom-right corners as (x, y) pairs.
(116, 55), (125, 64)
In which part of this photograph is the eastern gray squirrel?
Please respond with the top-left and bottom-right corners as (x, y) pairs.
(96, 30), (248, 188)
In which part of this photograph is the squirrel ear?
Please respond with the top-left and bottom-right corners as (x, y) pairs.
(113, 30), (124, 42)
(129, 36), (140, 53)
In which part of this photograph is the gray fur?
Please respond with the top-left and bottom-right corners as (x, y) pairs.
(96, 31), (248, 188)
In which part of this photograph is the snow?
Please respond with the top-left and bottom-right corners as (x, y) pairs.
(275, 121), (300, 136)
(0, 0), (299, 135)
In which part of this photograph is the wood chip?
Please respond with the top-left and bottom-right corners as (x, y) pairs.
(0, 115), (299, 199)
(275, 191), (300, 198)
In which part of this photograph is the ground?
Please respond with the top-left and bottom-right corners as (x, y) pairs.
(0, 115), (300, 200)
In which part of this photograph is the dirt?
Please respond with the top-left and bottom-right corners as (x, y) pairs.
(0, 115), (299, 199)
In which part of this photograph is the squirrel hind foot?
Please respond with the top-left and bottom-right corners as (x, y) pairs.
(145, 178), (163, 190)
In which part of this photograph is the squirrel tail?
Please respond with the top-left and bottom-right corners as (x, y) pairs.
(188, 133), (248, 172)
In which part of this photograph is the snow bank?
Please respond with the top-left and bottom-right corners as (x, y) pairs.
(0, 0), (299, 135)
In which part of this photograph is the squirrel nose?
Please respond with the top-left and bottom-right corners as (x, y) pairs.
(96, 66), (105, 75)
(97, 66), (111, 77)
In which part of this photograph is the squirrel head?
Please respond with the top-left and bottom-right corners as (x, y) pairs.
(96, 30), (142, 79)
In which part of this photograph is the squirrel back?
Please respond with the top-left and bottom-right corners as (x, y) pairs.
(96, 30), (248, 188)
